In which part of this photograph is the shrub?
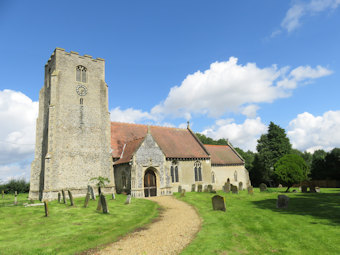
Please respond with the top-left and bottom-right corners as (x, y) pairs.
(0, 178), (30, 194)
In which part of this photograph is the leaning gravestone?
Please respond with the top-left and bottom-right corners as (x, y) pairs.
(315, 187), (321, 193)
(44, 200), (49, 217)
(203, 185), (208, 192)
(68, 190), (74, 206)
(111, 193), (116, 200)
(62, 190), (66, 204)
(125, 195), (131, 205)
(14, 191), (18, 205)
(259, 183), (267, 192)
(58, 192), (61, 203)
(96, 196), (102, 211)
(84, 192), (90, 208)
(276, 195), (289, 209)
(248, 186), (254, 195)
(212, 195), (226, 212)
(191, 184), (196, 192)
(207, 184), (213, 193)
(231, 185), (238, 194)
(197, 184), (203, 192)
(88, 186), (96, 200)
(100, 194), (109, 214)
(301, 185), (308, 193)
(225, 182), (231, 193)
(178, 185), (182, 193)
(181, 189), (186, 197)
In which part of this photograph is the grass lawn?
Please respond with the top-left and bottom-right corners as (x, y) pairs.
(0, 193), (159, 255)
(176, 188), (340, 255)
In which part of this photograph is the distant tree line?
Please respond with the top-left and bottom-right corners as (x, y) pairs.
(0, 178), (30, 194)
(197, 122), (340, 187)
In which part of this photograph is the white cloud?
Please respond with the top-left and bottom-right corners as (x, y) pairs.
(202, 117), (267, 151)
(288, 111), (340, 152)
(152, 57), (332, 119)
(281, 0), (340, 32)
(110, 107), (156, 123)
(0, 163), (31, 183)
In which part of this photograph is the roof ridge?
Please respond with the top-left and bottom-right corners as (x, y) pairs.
(204, 144), (229, 147)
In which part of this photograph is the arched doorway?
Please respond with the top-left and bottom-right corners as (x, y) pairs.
(144, 168), (157, 197)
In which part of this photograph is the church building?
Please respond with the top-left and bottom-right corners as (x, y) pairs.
(29, 48), (251, 201)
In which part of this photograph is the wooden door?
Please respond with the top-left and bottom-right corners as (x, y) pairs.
(144, 169), (157, 197)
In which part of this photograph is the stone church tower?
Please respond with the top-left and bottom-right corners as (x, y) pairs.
(29, 48), (114, 200)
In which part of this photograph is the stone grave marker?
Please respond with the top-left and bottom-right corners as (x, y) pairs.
(191, 184), (196, 192)
(276, 195), (289, 209)
(301, 185), (308, 193)
(278, 184), (283, 188)
(315, 187), (321, 193)
(231, 185), (238, 194)
(247, 186), (254, 195)
(197, 184), (202, 192)
(207, 184), (213, 193)
(58, 192), (61, 203)
(111, 193), (116, 200)
(100, 194), (109, 214)
(88, 186), (96, 200)
(259, 183), (267, 192)
(125, 195), (131, 205)
(212, 195), (226, 212)
(178, 185), (182, 193)
(203, 185), (208, 192)
(84, 192), (90, 208)
(225, 182), (231, 193)
(62, 190), (66, 204)
(181, 189), (186, 197)
(68, 190), (74, 206)
(96, 196), (102, 211)
(14, 191), (18, 205)
(44, 200), (49, 217)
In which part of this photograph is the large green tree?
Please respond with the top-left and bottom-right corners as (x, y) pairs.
(310, 149), (327, 180)
(251, 122), (292, 186)
(274, 154), (308, 192)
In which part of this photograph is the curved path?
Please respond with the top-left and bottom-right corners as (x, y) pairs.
(98, 196), (201, 255)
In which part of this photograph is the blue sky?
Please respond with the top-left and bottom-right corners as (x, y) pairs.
(0, 0), (339, 182)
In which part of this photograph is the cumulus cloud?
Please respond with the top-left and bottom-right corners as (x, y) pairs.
(281, 0), (340, 32)
(110, 107), (157, 123)
(202, 117), (267, 151)
(288, 111), (340, 152)
(152, 57), (331, 119)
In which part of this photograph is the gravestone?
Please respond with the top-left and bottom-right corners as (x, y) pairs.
(44, 200), (49, 217)
(88, 186), (95, 200)
(111, 193), (116, 200)
(203, 185), (208, 192)
(84, 192), (90, 208)
(276, 195), (289, 209)
(181, 189), (186, 197)
(247, 186), (254, 195)
(278, 184), (283, 188)
(315, 187), (321, 193)
(62, 190), (66, 203)
(178, 185), (182, 193)
(238, 182), (243, 191)
(14, 191), (18, 205)
(197, 184), (202, 192)
(225, 182), (231, 193)
(191, 184), (196, 192)
(68, 190), (74, 206)
(1, 190), (4, 199)
(125, 195), (131, 204)
(259, 183), (267, 192)
(100, 194), (109, 213)
(207, 184), (213, 193)
(301, 185), (308, 193)
(96, 197), (102, 211)
(58, 192), (61, 203)
(231, 185), (238, 194)
(309, 185), (316, 193)
(212, 195), (226, 212)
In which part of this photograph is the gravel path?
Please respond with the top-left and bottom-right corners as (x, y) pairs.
(97, 196), (201, 255)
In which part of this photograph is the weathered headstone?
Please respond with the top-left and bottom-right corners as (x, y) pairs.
(276, 195), (289, 209)
(100, 194), (109, 213)
(178, 185), (182, 193)
(98, 186), (102, 196)
(231, 185), (238, 194)
(238, 182), (243, 191)
(68, 190), (74, 206)
(278, 184), (283, 188)
(58, 192), (61, 203)
(181, 189), (186, 197)
(301, 185), (308, 193)
(88, 186), (95, 200)
(207, 184), (213, 193)
(14, 191), (18, 205)
(259, 183), (267, 192)
(1, 190), (4, 199)
(125, 195), (131, 204)
(247, 186), (254, 195)
(191, 184), (196, 192)
(203, 185), (208, 192)
(315, 187), (321, 193)
(44, 200), (49, 217)
(62, 190), (66, 204)
(225, 182), (231, 193)
(111, 193), (116, 200)
(212, 195), (226, 212)
(96, 197), (102, 211)
(197, 184), (202, 192)
(84, 192), (90, 208)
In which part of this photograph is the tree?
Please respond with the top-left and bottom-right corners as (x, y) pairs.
(234, 147), (255, 170)
(324, 148), (340, 180)
(195, 133), (228, 145)
(90, 176), (110, 195)
(252, 122), (292, 186)
(310, 149), (327, 180)
(274, 154), (308, 192)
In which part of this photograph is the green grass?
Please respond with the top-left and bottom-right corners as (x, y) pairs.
(176, 188), (340, 255)
(0, 193), (159, 255)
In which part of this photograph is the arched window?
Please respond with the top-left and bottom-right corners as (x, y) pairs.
(234, 170), (238, 182)
(171, 161), (179, 183)
(194, 161), (202, 182)
(211, 172), (215, 183)
(76, 65), (87, 83)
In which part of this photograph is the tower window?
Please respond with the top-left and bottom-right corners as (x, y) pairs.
(80, 98), (83, 105)
(194, 161), (202, 182)
(76, 65), (87, 83)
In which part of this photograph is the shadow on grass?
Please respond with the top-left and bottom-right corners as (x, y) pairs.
(251, 192), (340, 225)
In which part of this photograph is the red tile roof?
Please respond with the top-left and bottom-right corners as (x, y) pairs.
(114, 137), (144, 165)
(111, 122), (209, 161)
(204, 144), (244, 165)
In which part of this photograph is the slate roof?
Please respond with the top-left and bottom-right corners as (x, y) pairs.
(204, 144), (244, 165)
(111, 122), (210, 163)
